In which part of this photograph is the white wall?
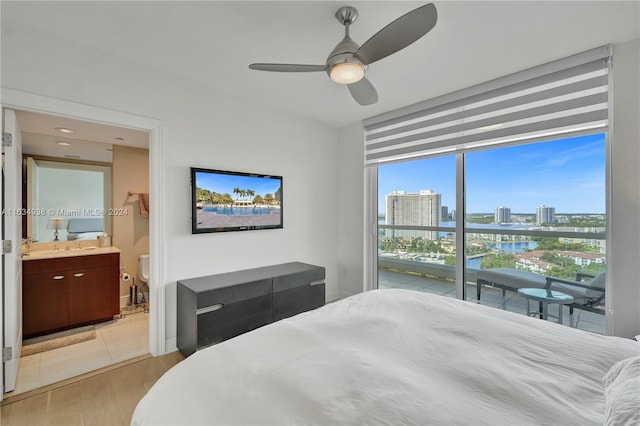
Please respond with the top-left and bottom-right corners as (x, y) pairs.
(610, 38), (640, 338)
(337, 123), (365, 299)
(1, 20), (340, 349)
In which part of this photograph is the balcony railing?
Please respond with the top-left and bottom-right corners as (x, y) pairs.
(377, 224), (606, 334)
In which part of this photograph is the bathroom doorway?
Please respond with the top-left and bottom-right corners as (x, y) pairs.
(1, 91), (162, 398)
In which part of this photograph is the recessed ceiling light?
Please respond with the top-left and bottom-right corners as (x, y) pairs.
(55, 141), (72, 146)
(55, 127), (75, 134)
(114, 137), (124, 141)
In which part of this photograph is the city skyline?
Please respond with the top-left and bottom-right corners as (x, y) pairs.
(378, 133), (606, 214)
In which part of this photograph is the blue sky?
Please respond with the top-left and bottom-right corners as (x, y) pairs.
(195, 170), (281, 197)
(378, 133), (606, 214)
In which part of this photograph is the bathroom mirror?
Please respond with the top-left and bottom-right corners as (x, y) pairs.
(24, 157), (112, 242)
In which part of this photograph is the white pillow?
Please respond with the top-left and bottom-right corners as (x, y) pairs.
(603, 356), (640, 426)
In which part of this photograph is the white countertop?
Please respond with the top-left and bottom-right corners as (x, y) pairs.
(22, 246), (121, 261)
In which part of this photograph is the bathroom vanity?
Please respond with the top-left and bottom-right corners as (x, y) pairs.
(22, 247), (120, 338)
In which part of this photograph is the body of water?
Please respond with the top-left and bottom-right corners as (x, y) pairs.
(485, 241), (538, 253)
(467, 241), (538, 269)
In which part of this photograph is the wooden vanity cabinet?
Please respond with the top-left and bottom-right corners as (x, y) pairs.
(23, 252), (120, 338)
(22, 270), (70, 337)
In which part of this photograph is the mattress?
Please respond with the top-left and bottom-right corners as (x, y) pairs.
(132, 289), (638, 425)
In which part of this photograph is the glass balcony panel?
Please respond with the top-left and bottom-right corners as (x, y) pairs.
(465, 134), (606, 334)
(378, 227), (456, 298)
(377, 155), (456, 298)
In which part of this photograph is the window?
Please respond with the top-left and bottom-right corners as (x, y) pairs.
(366, 46), (611, 334)
(378, 155), (457, 297)
(376, 134), (606, 333)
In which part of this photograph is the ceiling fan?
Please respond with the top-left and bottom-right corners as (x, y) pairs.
(249, 3), (438, 106)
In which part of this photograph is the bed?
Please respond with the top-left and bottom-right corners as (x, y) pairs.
(65, 218), (104, 240)
(132, 289), (639, 425)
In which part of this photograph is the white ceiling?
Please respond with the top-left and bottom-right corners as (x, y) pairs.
(2, 1), (639, 129)
(15, 110), (149, 163)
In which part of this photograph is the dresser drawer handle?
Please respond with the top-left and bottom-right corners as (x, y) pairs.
(53, 275), (65, 280)
(309, 280), (325, 287)
(196, 304), (224, 315)
(74, 273), (85, 278)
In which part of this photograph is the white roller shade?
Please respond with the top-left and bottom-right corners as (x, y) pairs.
(364, 45), (611, 166)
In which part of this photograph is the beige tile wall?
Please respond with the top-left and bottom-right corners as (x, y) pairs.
(111, 146), (149, 302)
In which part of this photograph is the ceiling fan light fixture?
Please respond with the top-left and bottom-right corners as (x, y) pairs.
(329, 62), (365, 84)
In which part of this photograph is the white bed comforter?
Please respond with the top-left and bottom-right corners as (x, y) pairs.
(132, 289), (638, 425)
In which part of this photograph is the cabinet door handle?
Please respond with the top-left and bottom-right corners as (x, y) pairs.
(196, 304), (224, 315)
(74, 273), (85, 278)
(309, 280), (325, 286)
(53, 275), (65, 280)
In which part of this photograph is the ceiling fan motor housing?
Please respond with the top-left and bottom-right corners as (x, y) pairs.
(326, 37), (366, 72)
(326, 6), (367, 80)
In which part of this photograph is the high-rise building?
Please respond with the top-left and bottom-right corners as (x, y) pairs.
(536, 205), (556, 224)
(494, 206), (511, 224)
(441, 206), (449, 221)
(386, 190), (441, 240)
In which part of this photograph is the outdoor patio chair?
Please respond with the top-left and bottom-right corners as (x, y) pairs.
(545, 271), (606, 315)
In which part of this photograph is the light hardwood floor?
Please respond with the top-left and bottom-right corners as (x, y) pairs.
(0, 351), (184, 426)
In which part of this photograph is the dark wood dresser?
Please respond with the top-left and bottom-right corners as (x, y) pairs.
(177, 262), (325, 356)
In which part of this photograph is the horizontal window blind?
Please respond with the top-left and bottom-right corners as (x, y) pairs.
(364, 45), (611, 166)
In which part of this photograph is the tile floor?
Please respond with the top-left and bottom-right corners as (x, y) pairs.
(1, 351), (184, 426)
(379, 270), (605, 334)
(11, 312), (149, 396)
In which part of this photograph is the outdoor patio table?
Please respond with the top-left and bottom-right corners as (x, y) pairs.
(517, 288), (574, 324)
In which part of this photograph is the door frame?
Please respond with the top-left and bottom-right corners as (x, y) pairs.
(1, 88), (166, 357)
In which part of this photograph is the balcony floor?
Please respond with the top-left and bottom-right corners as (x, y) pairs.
(378, 270), (605, 334)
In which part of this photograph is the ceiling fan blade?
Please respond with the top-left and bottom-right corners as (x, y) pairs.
(249, 63), (327, 72)
(348, 77), (378, 106)
(355, 3), (437, 65)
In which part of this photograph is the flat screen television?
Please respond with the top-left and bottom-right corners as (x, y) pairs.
(191, 167), (283, 234)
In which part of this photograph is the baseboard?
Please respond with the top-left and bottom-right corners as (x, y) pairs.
(120, 292), (149, 308)
(164, 337), (177, 354)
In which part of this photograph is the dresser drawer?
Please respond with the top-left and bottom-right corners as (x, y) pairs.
(197, 311), (273, 348)
(196, 293), (272, 330)
(197, 279), (272, 309)
(273, 294), (325, 322)
(272, 267), (325, 292)
(273, 280), (325, 308)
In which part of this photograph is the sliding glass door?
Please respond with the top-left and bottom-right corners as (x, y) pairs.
(376, 133), (606, 334)
(377, 155), (457, 297)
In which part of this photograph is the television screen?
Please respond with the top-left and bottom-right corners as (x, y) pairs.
(191, 167), (283, 234)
